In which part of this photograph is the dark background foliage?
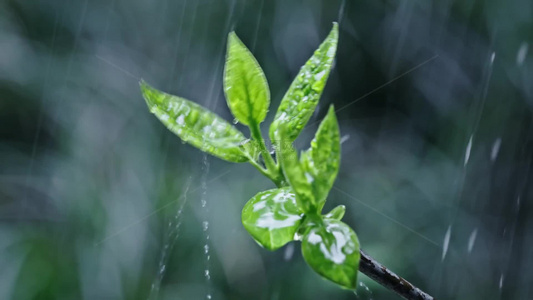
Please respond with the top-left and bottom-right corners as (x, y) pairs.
(1, 0), (532, 299)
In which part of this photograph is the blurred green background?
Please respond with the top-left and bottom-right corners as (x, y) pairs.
(1, 0), (532, 299)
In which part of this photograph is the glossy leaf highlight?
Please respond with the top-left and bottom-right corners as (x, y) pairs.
(276, 128), (316, 213)
(141, 81), (249, 163)
(324, 205), (345, 220)
(269, 23), (338, 142)
(302, 219), (360, 289)
(224, 32), (270, 126)
(242, 187), (303, 251)
(300, 106), (340, 209)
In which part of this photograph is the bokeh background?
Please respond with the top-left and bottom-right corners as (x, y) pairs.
(1, 0), (532, 299)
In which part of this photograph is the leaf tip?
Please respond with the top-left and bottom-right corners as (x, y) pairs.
(139, 79), (148, 91)
(326, 105), (338, 121)
(330, 22), (339, 39)
(139, 80), (160, 110)
(227, 31), (241, 47)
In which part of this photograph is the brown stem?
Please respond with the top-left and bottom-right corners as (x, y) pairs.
(359, 250), (435, 300)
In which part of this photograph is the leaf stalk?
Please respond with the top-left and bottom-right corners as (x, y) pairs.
(249, 122), (284, 187)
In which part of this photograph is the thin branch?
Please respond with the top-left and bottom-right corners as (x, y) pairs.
(263, 150), (436, 299)
(359, 250), (435, 300)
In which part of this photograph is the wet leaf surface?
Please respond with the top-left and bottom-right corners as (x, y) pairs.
(302, 218), (360, 289)
(242, 187), (303, 250)
(141, 81), (249, 162)
(224, 32), (270, 126)
(270, 23), (338, 142)
(301, 106), (340, 209)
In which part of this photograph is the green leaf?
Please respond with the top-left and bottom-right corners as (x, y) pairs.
(300, 106), (340, 210)
(241, 187), (303, 251)
(301, 219), (360, 289)
(224, 32), (270, 126)
(275, 128), (316, 213)
(269, 23), (338, 142)
(324, 205), (345, 220)
(141, 81), (249, 163)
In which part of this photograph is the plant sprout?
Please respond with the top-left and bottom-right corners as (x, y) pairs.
(141, 23), (435, 299)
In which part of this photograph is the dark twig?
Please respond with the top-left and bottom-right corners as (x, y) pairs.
(359, 250), (435, 300)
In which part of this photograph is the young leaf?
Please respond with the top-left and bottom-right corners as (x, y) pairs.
(300, 106), (340, 210)
(141, 81), (249, 163)
(269, 23), (338, 142)
(241, 187), (303, 251)
(324, 205), (345, 220)
(275, 128), (316, 213)
(301, 219), (360, 289)
(224, 32), (270, 126)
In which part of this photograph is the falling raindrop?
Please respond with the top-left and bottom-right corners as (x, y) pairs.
(148, 178), (192, 300)
(337, 0), (347, 25)
(200, 153), (212, 300)
(490, 138), (501, 162)
(499, 274), (504, 290)
(233, 118), (239, 124)
(464, 135), (473, 167)
(354, 282), (373, 300)
(340, 134), (350, 145)
(442, 226), (452, 261)
(467, 228), (478, 253)
(516, 42), (528, 66)
(283, 244), (294, 261)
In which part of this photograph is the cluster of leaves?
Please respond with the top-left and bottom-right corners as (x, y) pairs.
(141, 23), (361, 289)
